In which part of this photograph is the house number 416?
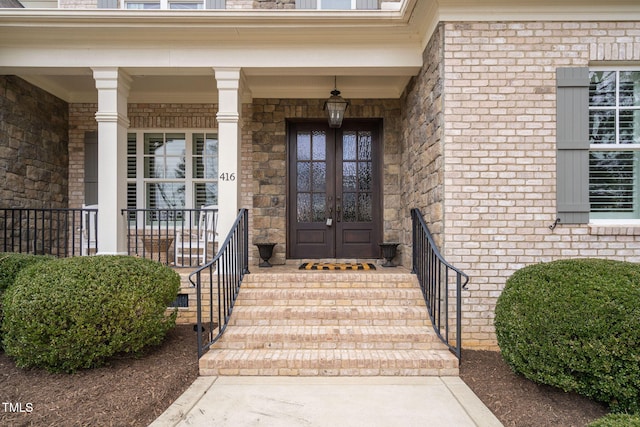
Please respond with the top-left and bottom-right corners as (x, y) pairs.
(219, 172), (236, 181)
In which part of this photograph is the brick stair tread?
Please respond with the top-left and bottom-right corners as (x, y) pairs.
(199, 348), (459, 375)
(217, 325), (441, 343)
(229, 305), (431, 322)
(242, 274), (417, 288)
(237, 288), (425, 306)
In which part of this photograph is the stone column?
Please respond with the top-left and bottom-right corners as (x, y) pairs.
(92, 67), (131, 255)
(214, 68), (242, 240)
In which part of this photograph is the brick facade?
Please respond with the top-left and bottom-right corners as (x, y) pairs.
(441, 21), (640, 349)
(0, 76), (69, 209)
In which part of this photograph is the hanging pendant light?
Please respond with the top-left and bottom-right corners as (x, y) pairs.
(323, 76), (349, 128)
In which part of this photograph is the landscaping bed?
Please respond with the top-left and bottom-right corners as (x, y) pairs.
(0, 325), (610, 427)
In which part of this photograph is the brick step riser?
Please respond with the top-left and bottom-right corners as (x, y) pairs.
(216, 341), (441, 350)
(231, 319), (432, 327)
(199, 350), (458, 377)
(238, 299), (426, 307)
(242, 282), (418, 289)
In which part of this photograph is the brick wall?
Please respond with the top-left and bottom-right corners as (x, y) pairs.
(441, 21), (640, 349)
(0, 76), (69, 208)
(250, 98), (401, 264)
(399, 23), (445, 267)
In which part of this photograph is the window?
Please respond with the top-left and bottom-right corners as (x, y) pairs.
(589, 70), (640, 219)
(124, 0), (204, 9)
(127, 131), (218, 215)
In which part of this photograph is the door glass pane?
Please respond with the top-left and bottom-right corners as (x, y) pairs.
(312, 162), (326, 192)
(298, 132), (311, 160)
(312, 131), (326, 160)
(358, 161), (372, 190)
(312, 194), (326, 222)
(358, 131), (372, 160)
(297, 162), (311, 191)
(297, 193), (311, 222)
(343, 162), (356, 191)
(343, 131), (356, 160)
(342, 193), (356, 222)
(358, 193), (372, 222)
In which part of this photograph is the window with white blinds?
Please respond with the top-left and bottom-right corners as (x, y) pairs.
(589, 70), (640, 219)
(127, 130), (218, 215)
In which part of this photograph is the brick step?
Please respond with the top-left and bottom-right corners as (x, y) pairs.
(215, 325), (442, 350)
(242, 272), (417, 289)
(229, 306), (431, 327)
(199, 348), (459, 376)
(236, 288), (425, 306)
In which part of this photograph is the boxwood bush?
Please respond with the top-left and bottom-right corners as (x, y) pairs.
(588, 413), (640, 427)
(0, 253), (54, 350)
(495, 258), (640, 413)
(1, 255), (180, 372)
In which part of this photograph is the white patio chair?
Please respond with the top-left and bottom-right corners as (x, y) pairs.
(81, 204), (98, 256)
(174, 205), (218, 266)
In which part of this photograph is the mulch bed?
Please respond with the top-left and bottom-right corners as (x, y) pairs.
(1, 326), (610, 426)
(0, 325), (199, 427)
(459, 349), (609, 427)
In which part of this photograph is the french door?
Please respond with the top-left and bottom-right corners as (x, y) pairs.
(287, 120), (382, 259)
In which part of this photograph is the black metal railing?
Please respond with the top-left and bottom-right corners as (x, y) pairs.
(121, 207), (218, 267)
(191, 209), (249, 358)
(411, 208), (469, 360)
(0, 208), (97, 257)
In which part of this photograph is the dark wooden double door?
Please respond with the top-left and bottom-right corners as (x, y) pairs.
(287, 120), (382, 259)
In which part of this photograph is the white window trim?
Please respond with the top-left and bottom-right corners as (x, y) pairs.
(122, 0), (204, 9)
(589, 68), (640, 222)
(127, 129), (218, 212)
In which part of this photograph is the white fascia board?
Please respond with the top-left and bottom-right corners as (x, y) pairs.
(0, 44), (422, 71)
(436, 0), (640, 22)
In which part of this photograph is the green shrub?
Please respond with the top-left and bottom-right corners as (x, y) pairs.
(1, 255), (180, 372)
(588, 413), (640, 427)
(495, 258), (640, 413)
(0, 253), (54, 350)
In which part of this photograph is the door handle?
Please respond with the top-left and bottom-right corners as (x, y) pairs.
(336, 197), (342, 222)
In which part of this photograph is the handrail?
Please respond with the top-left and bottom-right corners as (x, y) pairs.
(411, 208), (469, 360)
(190, 208), (249, 358)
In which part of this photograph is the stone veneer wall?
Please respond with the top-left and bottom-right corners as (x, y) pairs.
(0, 76), (69, 208)
(250, 98), (402, 264)
(442, 21), (640, 349)
(399, 23), (445, 268)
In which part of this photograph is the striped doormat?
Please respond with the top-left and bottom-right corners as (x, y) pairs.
(299, 262), (376, 271)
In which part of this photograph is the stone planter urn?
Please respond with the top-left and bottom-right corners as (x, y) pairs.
(255, 243), (277, 267)
(379, 242), (400, 267)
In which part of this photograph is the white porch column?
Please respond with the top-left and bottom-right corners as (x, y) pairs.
(92, 67), (131, 255)
(214, 68), (242, 239)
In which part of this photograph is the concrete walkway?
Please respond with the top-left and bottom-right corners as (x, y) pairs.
(149, 376), (503, 427)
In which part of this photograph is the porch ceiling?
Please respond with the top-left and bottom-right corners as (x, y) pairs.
(7, 67), (416, 103)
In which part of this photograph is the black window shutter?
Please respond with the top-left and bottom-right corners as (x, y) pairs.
(556, 67), (590, 224)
